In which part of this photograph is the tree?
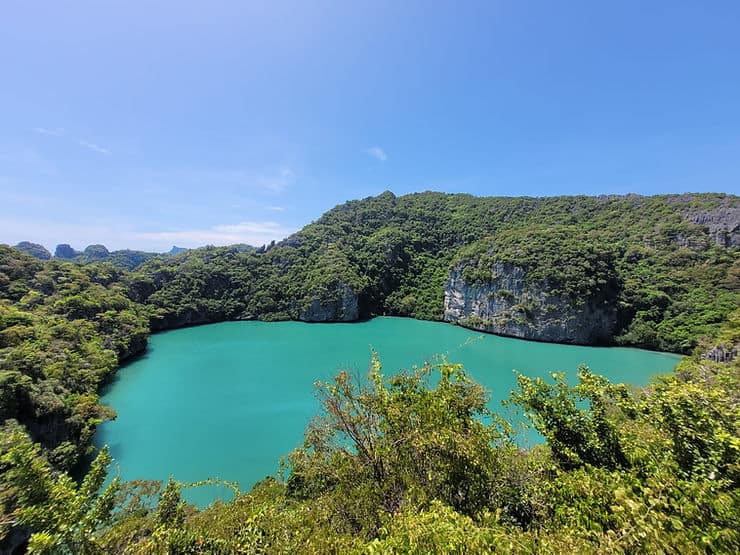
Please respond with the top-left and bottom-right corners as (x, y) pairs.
(508, 366), (632, 470)
(1, 432), (119, 554)
(288, 354), (506, 533)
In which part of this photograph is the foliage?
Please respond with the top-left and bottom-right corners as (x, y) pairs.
(456, 225), (620, 301)
(0, 247), (149, 470)
(508, 367), (632, 470)
(287, 355), (505, 530)
(0, 431), (119, 553)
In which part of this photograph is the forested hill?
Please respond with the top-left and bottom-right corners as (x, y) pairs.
(137, 191), (738, 352)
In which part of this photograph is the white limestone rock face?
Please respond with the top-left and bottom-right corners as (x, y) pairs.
(444, 262), (616, 345)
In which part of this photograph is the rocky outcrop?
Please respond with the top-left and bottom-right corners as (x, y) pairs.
(83, 244), (110, 259)
(150, 308), (227, 331)
(444, 262), (616, 344)
(299, 283), (359, 322)
(54, 243), (80, 258)
(683, 205), (740, 247)
(701, 344), (737, 363)
(14, 241), (51, 260)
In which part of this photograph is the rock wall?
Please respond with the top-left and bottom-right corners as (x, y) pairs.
(701, 344), (738, 363)
(684, 205), (740, 247)
(299, 283), (359, 322)
(443, 262), (616, 344)
(150, 308), (228, 332)
(117, 332), (149, 361)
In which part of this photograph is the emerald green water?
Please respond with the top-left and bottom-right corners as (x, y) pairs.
(95, 317), (680, 506)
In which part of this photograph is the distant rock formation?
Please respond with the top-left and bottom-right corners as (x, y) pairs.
(168, 246), (187, 255)
(54, 244), (80, 259)
(14, 241), (51, 260)
(83, 244), (110, 260)
(49, 243), (158, 270)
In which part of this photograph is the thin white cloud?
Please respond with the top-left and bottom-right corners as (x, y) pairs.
(32, 127), (110, 155)
(253, 166), (294, 192)
(77, 140), (111, 155)
(365, 146), (387, 162)
(33, 127), (66, 136)
(146, 166), (296, 195)
(266, 205), (285, 211)
(132, 221), (294, 248)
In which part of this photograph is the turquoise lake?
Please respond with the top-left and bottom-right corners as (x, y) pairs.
(95, 317), (680, 506)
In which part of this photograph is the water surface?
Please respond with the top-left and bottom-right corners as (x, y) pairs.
(96, 317), (680, 506)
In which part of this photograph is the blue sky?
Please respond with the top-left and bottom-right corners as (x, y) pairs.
(1, 1), (739, 251)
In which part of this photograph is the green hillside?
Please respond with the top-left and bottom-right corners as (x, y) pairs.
(140, 191), (738, 351)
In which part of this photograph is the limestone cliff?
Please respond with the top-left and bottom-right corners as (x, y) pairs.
(683, 204), (740, 247)
(299, 283), (359, 322)
(444, 262), (617, 344)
